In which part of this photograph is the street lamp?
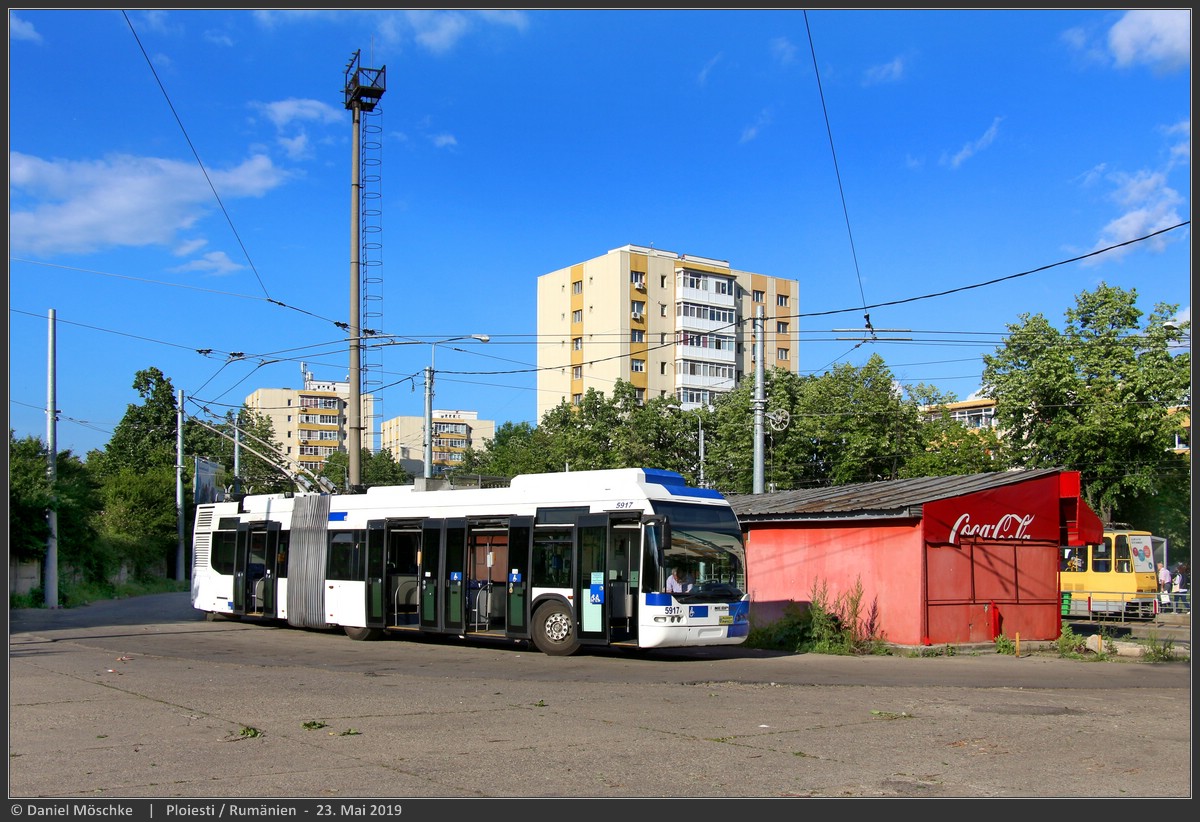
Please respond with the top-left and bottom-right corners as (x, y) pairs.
(424, 334), (489, 479)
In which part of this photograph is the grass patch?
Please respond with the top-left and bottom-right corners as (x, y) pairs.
(11, 577), (189, 610)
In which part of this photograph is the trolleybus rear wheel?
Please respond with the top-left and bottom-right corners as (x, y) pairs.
(344, 626), (383, 641)
(532, 601), (580, 656)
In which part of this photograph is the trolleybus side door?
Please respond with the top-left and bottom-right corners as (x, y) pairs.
(506, 516), (534, 639)
(364, 521), (387, 630)
(575, 513), (611, 646)
(419, 519), (443, 631)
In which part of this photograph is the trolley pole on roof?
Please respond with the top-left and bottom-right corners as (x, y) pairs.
(343, 50), (386, 489)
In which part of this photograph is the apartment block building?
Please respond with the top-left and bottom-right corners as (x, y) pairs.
(922, 397), (1190, 454)
(245, 367), (376, 478)
(536, 244), (800, 419)
(380, 410), (496, 477)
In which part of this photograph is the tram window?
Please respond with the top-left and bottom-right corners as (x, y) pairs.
(1092, 543), (1111, 574)
(1114, 534), (1132, 573)
(327, 531), (365, 580)
(1062, 547), (1085, 572)
(211, 532), (236, 575)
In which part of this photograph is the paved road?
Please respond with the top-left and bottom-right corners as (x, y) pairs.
(8, 593), (1193, 805)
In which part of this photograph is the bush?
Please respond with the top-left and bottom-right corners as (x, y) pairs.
(746, 576), (887, 655)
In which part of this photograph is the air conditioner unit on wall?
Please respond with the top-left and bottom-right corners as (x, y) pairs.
(634, 282), (646, 291)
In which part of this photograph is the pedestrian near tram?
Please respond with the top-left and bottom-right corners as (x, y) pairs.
(1158, 562), (1172, 592)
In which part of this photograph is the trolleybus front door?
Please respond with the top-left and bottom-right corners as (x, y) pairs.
(233, 522), (279, 616)
(419, 519), (443, 631)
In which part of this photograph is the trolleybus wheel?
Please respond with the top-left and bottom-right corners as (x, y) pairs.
(532, 600), (580, 656)
(344, 626), (383, 641)
(206, 611), (240, 622)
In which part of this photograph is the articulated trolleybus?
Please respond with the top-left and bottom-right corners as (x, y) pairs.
(192, 468), (750, 655)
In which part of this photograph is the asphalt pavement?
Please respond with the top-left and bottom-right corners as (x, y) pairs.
(7, 593), (1193, 810)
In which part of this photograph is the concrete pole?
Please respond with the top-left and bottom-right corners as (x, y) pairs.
(347, 102), (363, 488)
(176, 389), (185, 581)
(423, 353), (435, 479)
(753, 306), (765, 494)
(44, 309), (58, 608)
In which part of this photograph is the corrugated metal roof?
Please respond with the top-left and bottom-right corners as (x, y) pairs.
(726, 469), (1064, 522)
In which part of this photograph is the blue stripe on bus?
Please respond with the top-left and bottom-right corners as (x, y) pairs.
(646, 592), (673, 607)
(329, 512), (347, 521)
(642, 468), (725, 500)
(728, 622), (750, 638)
(730, 601), (749, 621)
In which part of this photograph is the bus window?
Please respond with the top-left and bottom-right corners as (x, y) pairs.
(1092, 542), (1111, 574)
(328, 531), (364, 580)
(532, 528), (572, 588)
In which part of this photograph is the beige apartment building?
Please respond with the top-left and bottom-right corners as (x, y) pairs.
(380, 409), (496, 477)
(245, 367), (376, 479)
(536, 244), (801, 419)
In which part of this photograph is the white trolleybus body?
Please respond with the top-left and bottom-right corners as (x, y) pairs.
(191, 468), (750, 655)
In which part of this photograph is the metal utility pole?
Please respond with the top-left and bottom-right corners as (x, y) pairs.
(343, 50), (386, 489)
(44, 309), (58, 608)
(423, 335), (489, 479)
(753, 306), (765, 494)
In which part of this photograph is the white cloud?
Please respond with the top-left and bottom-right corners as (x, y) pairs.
(203, 29), (234, 48)
(9, 13), (43, 43)
(405, 9), (471, 54)
(253, 98), (342, 130)
(169, 251), (244, 276)
(1108, 9), (1190, 73)
(1087, 169), (1184, 261)
(173, 238), (208, 257)
(9, 151), (288, 257)
(279, 133), (312, 160)
(698, 52), (723, 87)
(864, 57), (905, 85)
(252, 9), (527, 54)
(430, 134), (458, 149)
(942, 116), (1003, 169)
(769, 37), (797, 66)
(739, 109), (773, 144)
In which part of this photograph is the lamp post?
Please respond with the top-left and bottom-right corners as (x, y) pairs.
(423, 335), (489, 479)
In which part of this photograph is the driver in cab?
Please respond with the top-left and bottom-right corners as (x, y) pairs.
(666, 566), (692, 594)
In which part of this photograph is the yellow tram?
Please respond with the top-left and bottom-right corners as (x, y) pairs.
(1059, 528), (1165, 620)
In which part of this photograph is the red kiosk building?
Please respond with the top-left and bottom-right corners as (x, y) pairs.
(727, 469), (1104, 646)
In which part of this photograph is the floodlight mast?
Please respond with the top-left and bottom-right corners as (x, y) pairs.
(344, 50), (386, 489)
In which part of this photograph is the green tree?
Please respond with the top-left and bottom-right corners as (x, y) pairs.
(362, 447), (410, 488)
(85, 367), (184, 578)
(900, 384), (1004, 478)
(11, 432), (113, 586)
(981, 283), (1190, 532)
(10, 432), (54, 561)
(459, 420), (556, 477)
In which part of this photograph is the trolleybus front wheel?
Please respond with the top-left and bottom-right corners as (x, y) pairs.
(532, 601), (580, 656)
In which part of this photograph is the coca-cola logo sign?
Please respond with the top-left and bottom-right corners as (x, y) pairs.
(948, 512), (1035, 545)
(924, 475), (1061, 545)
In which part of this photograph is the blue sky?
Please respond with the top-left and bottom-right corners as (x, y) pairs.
(8, 9), (1191, 460)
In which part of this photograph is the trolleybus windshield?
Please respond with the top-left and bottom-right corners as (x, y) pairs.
(652, 500), (746, 600)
